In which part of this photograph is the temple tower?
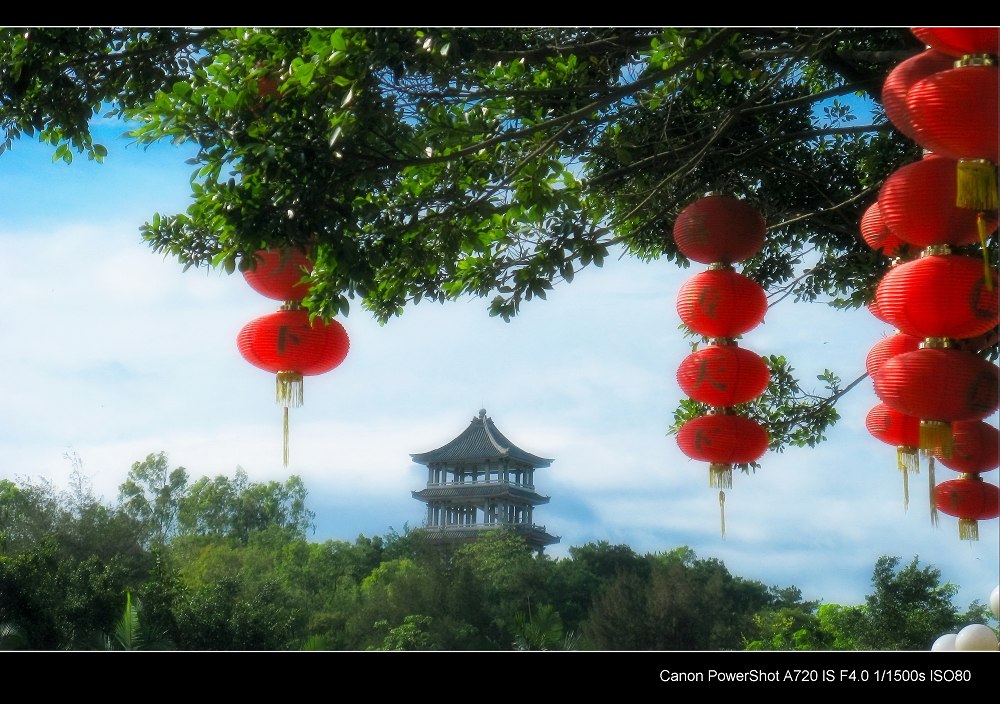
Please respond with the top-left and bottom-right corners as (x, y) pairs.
(411, 409), (559, 552)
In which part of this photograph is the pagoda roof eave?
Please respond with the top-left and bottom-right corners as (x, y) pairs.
(410, 409), (553, 467)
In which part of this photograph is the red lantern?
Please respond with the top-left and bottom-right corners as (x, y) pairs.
(242, 248), (314, 301)
(866, 403), (923, 510)
(676, 413), (769, 489)
(673, 195), (767, 264)
(882, 49), (956, 141)
(874, 253), (999, 340)
(866, 332), (922, 382)
(676, 343), (770, 407)
(866, 403), (922, 472)
(936, 421), (1000, 475)
(860, 201), (907, 257)
(906, 63), (999, 211)
(935, 475), (1000, 540)
(237, 307), (350, 465)
(878, 154), (994, 247)
(238, 307), (350, 379)
(911, 27), (999, 57)
(676, 268), (767, 338)
(907, 67), (999, 159)
(874, 346), (1000, 454)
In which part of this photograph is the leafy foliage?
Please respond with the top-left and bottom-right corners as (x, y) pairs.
(4, 28), (995, 450)
(1, 462), (995, 650)
(836, 555), (970, 650)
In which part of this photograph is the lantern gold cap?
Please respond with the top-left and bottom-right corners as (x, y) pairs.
(920, 337), (952, 349)
(956, 54), (996, 68)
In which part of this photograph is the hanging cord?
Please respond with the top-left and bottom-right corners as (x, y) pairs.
(719, 490), (726, 539)
(928, 453), (939, 528)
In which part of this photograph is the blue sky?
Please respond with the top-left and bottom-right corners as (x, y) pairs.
(1, 116), (997, 614)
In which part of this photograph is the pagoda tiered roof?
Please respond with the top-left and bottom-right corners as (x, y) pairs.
(410, 409), (553, 467)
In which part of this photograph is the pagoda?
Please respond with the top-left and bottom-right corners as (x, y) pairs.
(411, 409), (560, 553)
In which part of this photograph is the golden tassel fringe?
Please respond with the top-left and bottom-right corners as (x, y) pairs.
(920, 420), (952, 458)
(719, 490), (726, 540)
(957, 159), (998, 212)
(958, 518), (979, 541)
(276, 372), (302, 468)
(709, 463), (733, 490)
(902, 467), (910, 513)
(897, 446), (919, 474)
(976, 212), (995, 291)
(276, 371), (304, 408)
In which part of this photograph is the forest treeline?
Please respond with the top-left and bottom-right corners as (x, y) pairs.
(0, 452), (993, 651)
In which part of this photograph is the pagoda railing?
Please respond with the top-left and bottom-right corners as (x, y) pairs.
(425, 478), (535, 491)
(420, 521), (549, 534)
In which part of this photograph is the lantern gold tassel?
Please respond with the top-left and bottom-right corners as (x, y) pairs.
(709, 463), (733, 490)
(275, 371), (304, 408)
(897, 446), (919, 474)
(897, 446), (918, 512)
(956, 158), (998, 212)
(719, 490), (726, 539)
(928, 453), (938, 527)
(958, 518), (979, 541)
(276, 371), (304, 468)
(920, 419), (952, 459)
(901, 464), (910, 513)
(283, 406), (290, 467)
(975, 212), (996, 291)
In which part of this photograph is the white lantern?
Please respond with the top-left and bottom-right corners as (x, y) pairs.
(955, 623), (999, 651)
(932, 633), (958, 651)
(991, 584), (999, 619)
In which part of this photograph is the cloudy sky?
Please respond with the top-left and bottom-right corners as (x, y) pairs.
(1, 116), (997, 613)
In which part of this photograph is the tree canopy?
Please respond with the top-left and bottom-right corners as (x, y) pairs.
(1, 27), (996, 453)
(4, 459), (994, 650)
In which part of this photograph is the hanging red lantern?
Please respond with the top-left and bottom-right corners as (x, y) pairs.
(911, 27), (999, 57)
(878, 154), (995, 248)
(935, 474), (1000, 540)
(676, 343), (770, 407)
(882, 49), (956, 141)
(238, 308), (350, 377)
(866, 403), (922, 472)
(676, 267), (767, 338)
(906, 62), (999, 211)
(874, 345), (1000, 455)
(908, 64), (1000, 158)
(676, 413), (769, 489)
(673, 194), (767, 264)
(237, 307), (350, 465)
(866, 403), (923, 510)
(860, 201), (908, 257)
(936, 420), (1000, 475)
(874, 252), (999, 340)
(242, 248), (314, 301)
(866, 332), (922, 384)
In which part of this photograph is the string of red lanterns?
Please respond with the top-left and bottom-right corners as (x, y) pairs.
(672, 194), (770, 537)
(933, 420), (1000, 540)
(237, 248), (350, 466)
(863, 26), (1000, 539)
